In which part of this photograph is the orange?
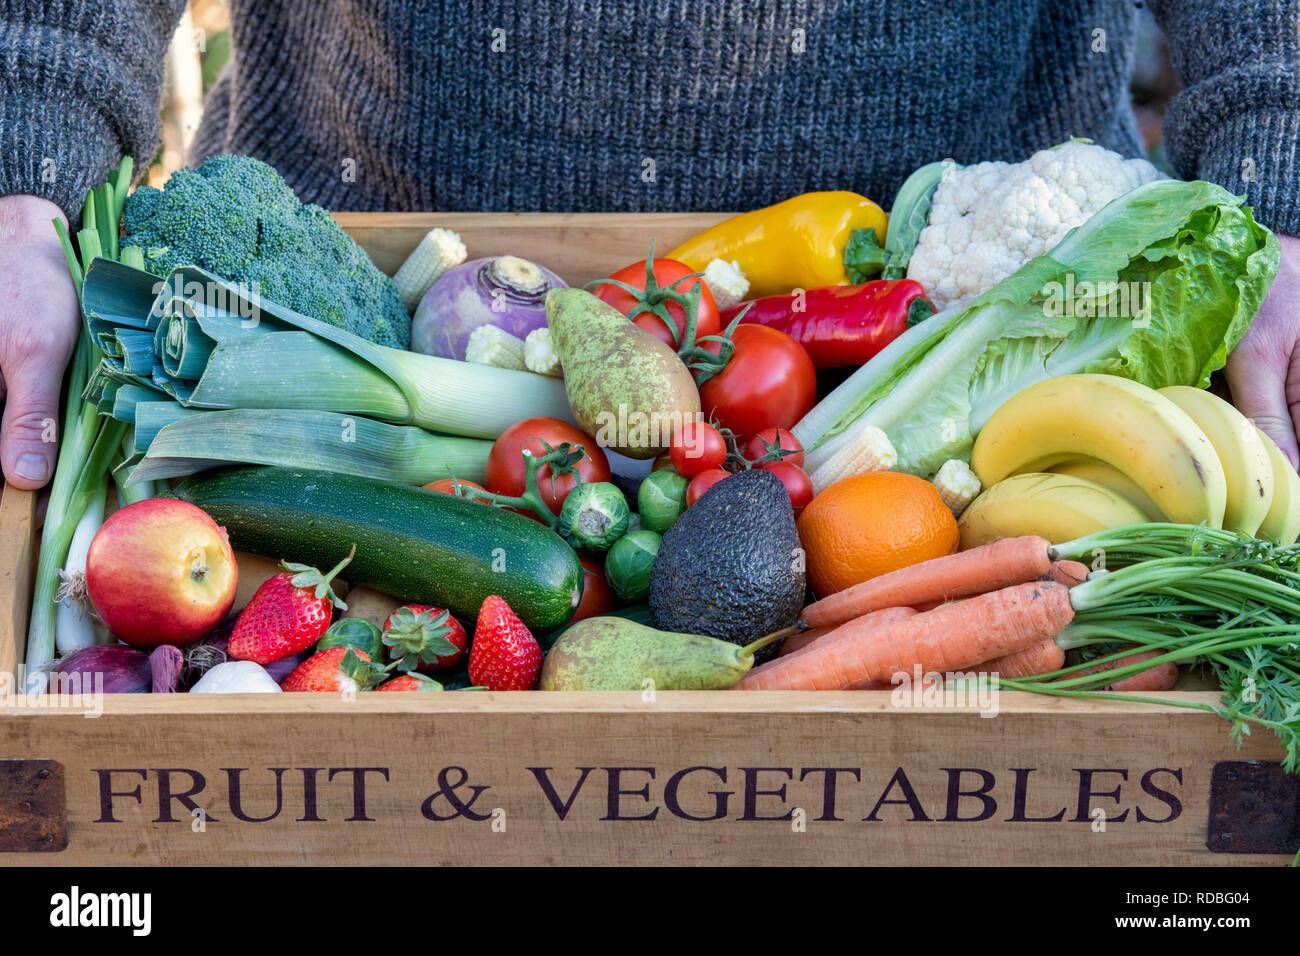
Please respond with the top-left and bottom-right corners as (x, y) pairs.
(797, 471), (958, 596)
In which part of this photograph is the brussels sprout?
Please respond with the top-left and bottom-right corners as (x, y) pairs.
(316, 617), (385, 660)
(559, 481), (630, 552)
(637, 470), (689, 533)
(605, 530), (662, 601)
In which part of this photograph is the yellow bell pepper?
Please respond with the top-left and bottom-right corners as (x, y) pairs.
(668, 191), (888, 300)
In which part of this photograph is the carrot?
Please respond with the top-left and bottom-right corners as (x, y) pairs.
(1073, 648), (1179, 692)
(1045, 560), (1090, 589)
(777, 607), (916, 658)
(800, 535), (1051, 630)
(778, 626), (833, 657)
(736, 580), (1074, 691)
(978, 638), (1065, 679)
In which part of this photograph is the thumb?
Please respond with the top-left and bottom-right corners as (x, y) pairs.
(1, 358), (64, 489)
(1225, 351), (1299, 470)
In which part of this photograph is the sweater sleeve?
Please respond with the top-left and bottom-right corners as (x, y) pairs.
(0, 0), (187, 224)
(1148, 0), (1300, 235)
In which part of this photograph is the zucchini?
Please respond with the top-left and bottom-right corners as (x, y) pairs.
(173, 466), (583, 631)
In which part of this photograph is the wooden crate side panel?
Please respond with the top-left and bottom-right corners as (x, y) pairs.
(0, 693), (1290, 866)
(0, 487), (34, 678)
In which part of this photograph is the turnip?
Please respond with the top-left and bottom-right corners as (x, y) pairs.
(412, 256), (566, 361)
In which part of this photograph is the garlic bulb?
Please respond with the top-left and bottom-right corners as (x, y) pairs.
(189, 661), (282, 694)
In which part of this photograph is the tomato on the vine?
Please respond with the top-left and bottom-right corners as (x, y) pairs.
(760, 461), (814, 514)
(686, 467), (731, 506)
(698, 325), (816, 439)
(669, 421), (728, 478)
(593, 257), (720, 349)
(484, 417), (610, 515)
(423, 478), (488, 498)
(744, 427), (804, 468)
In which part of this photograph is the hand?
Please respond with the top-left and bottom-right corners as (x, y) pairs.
(0, 195), (80, 489)
(1226, 232), (1300, 469)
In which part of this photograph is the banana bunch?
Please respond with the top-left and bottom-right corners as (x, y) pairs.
(963, 374), (1300, 545)
(958, 472), (1147, 550)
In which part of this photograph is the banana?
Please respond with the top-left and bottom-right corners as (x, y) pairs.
(1157, 386), (1273, 536)
(957, 472), (1149, 550)
(971, 374), (1226, 527)
(1044, 459), (1165, 521)
(1255, 428), (1300, 543)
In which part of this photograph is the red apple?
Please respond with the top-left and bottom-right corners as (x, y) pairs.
(86, 498), (238, 648)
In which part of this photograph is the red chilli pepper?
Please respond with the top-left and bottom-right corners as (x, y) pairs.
(722, 279), (934, 369)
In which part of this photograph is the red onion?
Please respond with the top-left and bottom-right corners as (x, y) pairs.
(150, 645), (185, 693)
(265, 648), (313, 684)
(413, 256), (566, 360)
(47, 645), (151, 694)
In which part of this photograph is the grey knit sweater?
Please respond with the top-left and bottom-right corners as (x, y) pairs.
(2, 1), (1298, 234)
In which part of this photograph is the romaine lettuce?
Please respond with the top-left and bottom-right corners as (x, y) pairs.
(795, 179), (1281, 477)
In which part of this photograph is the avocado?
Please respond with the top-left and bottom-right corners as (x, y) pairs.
(649, 468), (804, 661)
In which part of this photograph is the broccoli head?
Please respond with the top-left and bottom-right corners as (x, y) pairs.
(123, 155), (410, 350)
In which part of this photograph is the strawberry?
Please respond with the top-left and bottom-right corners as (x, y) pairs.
(468, 595), (542, 691)
(228, 549), (354, 664)
(382, 604), (467, 672)
(282, 646), (383, 693)
(374, 672), (445, 692)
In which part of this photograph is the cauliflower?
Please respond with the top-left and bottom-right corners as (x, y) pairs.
(906, 141), (1163, 310)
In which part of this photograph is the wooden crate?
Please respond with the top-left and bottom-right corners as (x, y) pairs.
(0, 213), (1295, 866)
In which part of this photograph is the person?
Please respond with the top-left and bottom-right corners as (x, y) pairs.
(1, 0), (1297, 491)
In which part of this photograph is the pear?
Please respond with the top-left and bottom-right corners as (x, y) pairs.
(538, 616), (783, 691)
(545, 288), (700, 458)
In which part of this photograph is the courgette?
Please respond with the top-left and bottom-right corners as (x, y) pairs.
(173, 466), (583, 631)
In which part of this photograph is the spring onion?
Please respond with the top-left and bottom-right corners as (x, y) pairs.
(53, 483), (106, 655)
(27, 159), (136, 680)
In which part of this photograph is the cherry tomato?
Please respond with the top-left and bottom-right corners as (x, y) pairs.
(424, 478), (488, 499)
(485, 417), (611, 515)
(698, 325), (816, 439)
(744, 428), (804, 468)
(760, 461), (814, 514)
(686, 467), (731, 506)
(593, 257), (720, 349)
(669, 421), (728, 478)
(572, 555), (618, 622)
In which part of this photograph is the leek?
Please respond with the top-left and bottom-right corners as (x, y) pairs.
(125, 408), (492, 484)
(113, 432), (159, 504)
(80, 261), (574, 439)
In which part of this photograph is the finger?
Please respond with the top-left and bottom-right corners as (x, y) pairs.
(1226, 348), (1300, 469)
(0, 358), (64, 489)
